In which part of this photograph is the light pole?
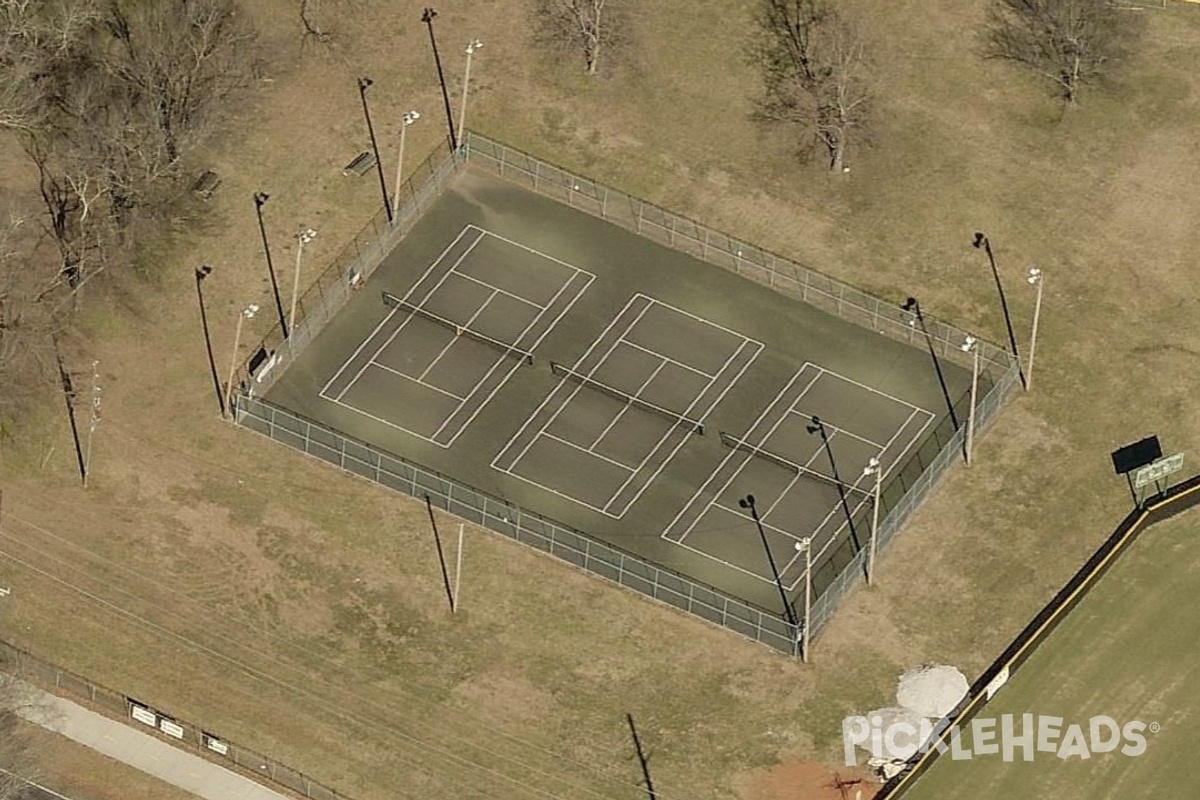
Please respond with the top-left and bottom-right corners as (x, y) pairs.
(738, 494), (801, 657)
(1026, 267), (1044, 392)
(862, 457), (881, 586)
(225, 303), (259, 418)
(902, 296), (959, 431)
(458, 39), (482, 149)
(421, 8), (458, 150)
(972, 232), (1025, 389)
(357, 77), (393, 225)
(289, 228), (317, 337)
(253, 192), (288, 339)
(194, 265), (225, 416)
(794, 538), (813, 663)
(806, 415), (864, 553)
(961, 335), (979, 466)
(392, 111), (421, 218)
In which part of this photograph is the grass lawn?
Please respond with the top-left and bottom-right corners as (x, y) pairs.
(0, 1), (1199, 800)
(905, 510), (1200, 798)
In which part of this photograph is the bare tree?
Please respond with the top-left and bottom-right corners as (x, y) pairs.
(983, 0), (1124, 105)
(753, 0), (871, 172)
(536, 0), (623, 76)
(104, 0), (257, 163)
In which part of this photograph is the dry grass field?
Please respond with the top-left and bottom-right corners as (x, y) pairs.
(1, 1), (1199, 799)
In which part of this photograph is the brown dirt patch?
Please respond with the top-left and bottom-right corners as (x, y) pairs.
(733, 759), (879, 800)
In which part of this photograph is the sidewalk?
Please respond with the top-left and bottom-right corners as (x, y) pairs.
(16, 683), (293, 800)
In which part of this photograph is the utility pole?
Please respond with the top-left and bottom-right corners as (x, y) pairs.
(82, 361), (101, 488)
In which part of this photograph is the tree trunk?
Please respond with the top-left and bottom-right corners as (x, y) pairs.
(586, 39), (600, 74)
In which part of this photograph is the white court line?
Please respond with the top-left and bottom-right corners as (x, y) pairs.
(328, 223), (595, 446)
(662, 360), (938, 589)
(494, 294), (764, 519)
(601, 333), (762, 516)
(621, 339), (715, 379)
(453, 270), (543, 308)
(432, 266), (596, 446)
(494, 295), (655, 470)
(661, 362), (821, 541)
(785, 405), (886, 450)
(366, 361), (465, 401)
(319, 304), (401, 399)
(418, 288), (499, 383)
(324, 228), (487, 402)
(470, 225), (593, 275)
(543, 431), (636, 472)
(586, 357), (668, 450)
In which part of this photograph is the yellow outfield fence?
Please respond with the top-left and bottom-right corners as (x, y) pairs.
(878, 471), (1200, 798)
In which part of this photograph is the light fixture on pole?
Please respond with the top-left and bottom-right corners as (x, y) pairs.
(357, 77), (393, 225)
(421, 8), (458, 150)
(1026, 267), (1044, 392)
(862, 457), (881, 586)
(902, 296), (959, 431)
(193, 265), (225, 417)
(225, 303), (259, 418)
(458, 39), (482, 149)
(972, 232), (1025, 389)
(794, 538), (813, 663)
(253, 192), (288, 339)
(288, 228), (317, 337)
(738, 494), (801, 657)
(960, 335), (979, 466)
(392, 111), (421, 217)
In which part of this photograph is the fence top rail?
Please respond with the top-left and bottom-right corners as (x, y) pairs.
(461, 131), (1016, 371)
(238, 395), (786, 625)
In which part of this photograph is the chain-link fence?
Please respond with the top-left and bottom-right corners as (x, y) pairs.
(236, 138), (461, 397)
(0, 639), (349, 800)
(230, 131), (1021, 654)
(461, 133), (1013, 377)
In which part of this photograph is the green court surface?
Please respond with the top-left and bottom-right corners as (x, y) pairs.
(903, 511), (1200, 799)
(263, 168), (971, 616)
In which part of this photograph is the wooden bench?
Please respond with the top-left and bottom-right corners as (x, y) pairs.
(191, 170), (222, 199)
(342, 151), (376, 177)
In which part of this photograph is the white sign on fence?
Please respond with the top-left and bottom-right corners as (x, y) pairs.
(159, 718), (184, 739)
(1134, 453), (1185, 489)
(130, 705), (156, 727)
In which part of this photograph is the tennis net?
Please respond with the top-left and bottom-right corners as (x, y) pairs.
(719, 431), (865, 495)
(382, 291), (535, 366)
(550, 361), (705, 436)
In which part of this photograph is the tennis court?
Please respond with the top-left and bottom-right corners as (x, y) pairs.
(261, 167), (972, 622)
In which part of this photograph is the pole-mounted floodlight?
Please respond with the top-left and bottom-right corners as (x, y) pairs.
(1026, 267), (1044, 393)
(901, 296), (960, 431)
(739, 494), (801, 657)
(358, 77), (394, 225)
(972, 231), (1025, 389)
(193, 265), (225, 416)
(862, 456), (881, 586)
(253, 192), (288, 339)
(960, 335), (979, 466)
(393, 110), (421, 217)
(225, 303), (259, 419)
(288, 227), (317, 337)
(458, 38), (483, 150)
(794, 538), (813, 663)
(421, 8), (458, 150)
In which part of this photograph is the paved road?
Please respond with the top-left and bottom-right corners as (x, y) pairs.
(15, 683), (293, 800)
